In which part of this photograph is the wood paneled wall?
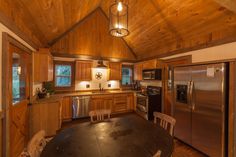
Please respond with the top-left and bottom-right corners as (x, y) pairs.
(0, 110), (3, 157)
(0, 0), (43, 48)
(51, 9), (136, 61)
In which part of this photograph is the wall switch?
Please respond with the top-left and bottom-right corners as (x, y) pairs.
(108, 84), (111, 88)
(86, 84), (90, 88)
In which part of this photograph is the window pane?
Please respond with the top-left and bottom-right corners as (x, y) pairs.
(56, 76), (71, 87)
(122, 67), (132, 85)
(56, 65), (71, 76)
(12, 52), (28, 104)
(12, 66), (20, 100)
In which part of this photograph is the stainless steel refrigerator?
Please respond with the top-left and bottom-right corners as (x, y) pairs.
(173, 63), (227, 157)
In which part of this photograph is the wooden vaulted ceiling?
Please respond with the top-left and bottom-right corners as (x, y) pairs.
(1, 0), (236, 60)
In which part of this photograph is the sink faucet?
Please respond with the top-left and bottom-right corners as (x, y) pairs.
(99, 83), (102, 91)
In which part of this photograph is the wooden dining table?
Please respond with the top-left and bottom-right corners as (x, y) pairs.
(41, 114), (174, 157)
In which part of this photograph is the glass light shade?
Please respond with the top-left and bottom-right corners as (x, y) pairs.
(109, 2), (129, 37)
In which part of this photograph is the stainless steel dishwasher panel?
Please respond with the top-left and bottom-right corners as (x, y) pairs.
(72, 96), (91, 118)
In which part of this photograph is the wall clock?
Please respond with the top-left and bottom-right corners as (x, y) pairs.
(95, 72), (102, 80)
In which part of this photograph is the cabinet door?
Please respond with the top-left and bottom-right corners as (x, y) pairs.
(62, 97), (72, 121)
(109, 62), (122, 80)
(142, 59), (157, 70)
(113, 94), (128, 113)
(75, 61), (92, 81)
(90, 95), (113, 111)
(134, 63), (142, 80)
(127, 94), (134, 110)
(33, 48), (53, 82)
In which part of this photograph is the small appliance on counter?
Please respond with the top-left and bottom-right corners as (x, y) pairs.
(136, 86), (162, 120)
(132, 80), (141, 90)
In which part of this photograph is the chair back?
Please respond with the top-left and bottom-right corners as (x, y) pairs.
(153, 112), (176, 136)
(153, 150), (162, 157)
(27, 130), (46, 157)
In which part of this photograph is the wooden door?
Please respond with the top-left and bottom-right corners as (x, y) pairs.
(9, 44), (31, 157)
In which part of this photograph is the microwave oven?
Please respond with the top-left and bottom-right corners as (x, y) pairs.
(142, 69), (162, 80)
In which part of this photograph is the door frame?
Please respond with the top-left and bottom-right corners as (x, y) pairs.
(2, 33), (33, 157)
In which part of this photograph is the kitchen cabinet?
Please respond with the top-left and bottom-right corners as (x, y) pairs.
(109, 62), (122, 80)
(90, 93), (133, 114)
(156, 59), (164, 69)
(61, 97), (72, 122)
(90, 95), (113, 111)
(134, 63), (143, 80)
(29, 100), (62, 138)
(75, 60), (92, 81)
(33, 48), (53, 82)
(142, 59), (157, 70)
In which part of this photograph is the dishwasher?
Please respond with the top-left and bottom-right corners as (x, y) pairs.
(72, 96), (91, 119)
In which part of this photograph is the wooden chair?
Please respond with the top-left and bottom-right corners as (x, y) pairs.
(89, 109), (111, 122)
(153, 112), (176, 136)
(27, 130), (47, 157)
(153, 150), (162, 157)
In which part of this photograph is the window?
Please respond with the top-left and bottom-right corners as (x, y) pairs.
(54, 61), (74, 89)
(121, 65), (133, 86)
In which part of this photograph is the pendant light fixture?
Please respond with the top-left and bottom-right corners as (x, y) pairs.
(109, 0), (129, 37)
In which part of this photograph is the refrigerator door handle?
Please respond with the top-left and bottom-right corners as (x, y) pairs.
(190, 81), (195, 110)
(187, 81), (192, 107)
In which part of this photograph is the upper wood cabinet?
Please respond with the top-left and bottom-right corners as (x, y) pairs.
(33, 48), (53, 82)
(109, 62), (122, 80)
(75, 60), (92, 81)
(134, 63), (143, 81)
(142, 59), (157, 70)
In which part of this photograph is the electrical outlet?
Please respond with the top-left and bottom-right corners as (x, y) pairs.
(108, 84), (111, 88)
(86, 84), (90, 88)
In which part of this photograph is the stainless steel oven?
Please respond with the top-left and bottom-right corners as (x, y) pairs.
(136, 93), (148, 119)
(136, 86), (162, 120)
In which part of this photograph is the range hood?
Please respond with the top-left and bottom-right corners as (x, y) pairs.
(96, 60), (107, 69)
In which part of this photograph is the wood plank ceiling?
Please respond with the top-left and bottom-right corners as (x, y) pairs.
(1, 0), (236, 60)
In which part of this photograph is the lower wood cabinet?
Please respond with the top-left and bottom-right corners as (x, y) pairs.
(90, 93), (134, 114)
(127, 94), (134, 110)
(113, 94), (128, 113)
(90, 95), (113, 111)
(29, 100), (62, 138)
(61, 97), (72, 122)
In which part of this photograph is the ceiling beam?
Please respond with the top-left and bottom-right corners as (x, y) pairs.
(213, 0), (236, 13)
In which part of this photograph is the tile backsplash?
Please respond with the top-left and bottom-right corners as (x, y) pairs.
(75, 61), (120, 90)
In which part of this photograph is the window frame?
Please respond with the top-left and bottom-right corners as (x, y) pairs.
(53, 61), (75, 91)
(121, 64), (134, 88)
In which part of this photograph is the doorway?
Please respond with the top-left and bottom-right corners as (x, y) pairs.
(2, 33), (32, 157)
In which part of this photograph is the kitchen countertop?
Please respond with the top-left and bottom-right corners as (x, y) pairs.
(32, 90), (140, 104)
